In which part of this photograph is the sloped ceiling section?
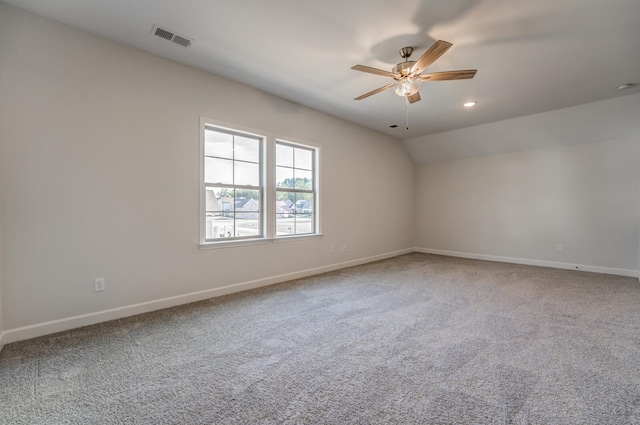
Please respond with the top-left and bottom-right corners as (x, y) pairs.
(2, 0), (640, 139)
(403, 93), (640, 164)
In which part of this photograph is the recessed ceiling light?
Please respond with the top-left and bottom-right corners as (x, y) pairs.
(463, 101), (477, 108)
(616, 83), (637, 91)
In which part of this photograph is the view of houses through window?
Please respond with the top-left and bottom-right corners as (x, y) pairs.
(202, 121), (318, 243)
(276, 141), (315, 236)
(204, 126), (263, 241)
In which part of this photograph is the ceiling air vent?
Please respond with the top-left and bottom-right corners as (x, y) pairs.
(151, 24), (193, 47)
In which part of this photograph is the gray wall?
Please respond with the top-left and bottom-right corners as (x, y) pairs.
(0, 4), (415, 335)
(412, 103), (640, 274)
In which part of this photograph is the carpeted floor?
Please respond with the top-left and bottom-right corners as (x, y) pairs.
(1, 253), (639, 424)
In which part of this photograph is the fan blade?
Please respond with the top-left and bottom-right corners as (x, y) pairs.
(351, 65), (400, 78)
(419, 69), (477, 81)
(354, 83), (395, 100)
(407, 91), (421, 104)
(410, 40), (452, 75)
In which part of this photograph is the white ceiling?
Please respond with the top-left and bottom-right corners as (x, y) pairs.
(4, 0), (640, 139)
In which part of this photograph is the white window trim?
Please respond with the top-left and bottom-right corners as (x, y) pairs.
(199, 118), (322, 248)
(273, 134), (322, 238)
(199, 117), (270, 246)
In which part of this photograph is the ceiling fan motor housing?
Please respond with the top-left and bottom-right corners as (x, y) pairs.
(393, 61), (417, 78)
(399, 46), (414, 59)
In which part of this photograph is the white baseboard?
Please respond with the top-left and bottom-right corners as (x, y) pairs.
(415, 247), (639, 278)
(2, 248), (413, 346)
(0, 331), (5, 353)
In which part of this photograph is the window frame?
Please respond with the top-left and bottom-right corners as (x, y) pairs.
(199, 118), (321, 248)
(274, 138), (319, 238)
(200, 118), (269, 246)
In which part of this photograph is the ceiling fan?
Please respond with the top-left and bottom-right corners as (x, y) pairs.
(352, 40), (477, 104)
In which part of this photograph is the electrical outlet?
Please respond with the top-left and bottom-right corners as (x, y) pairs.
(94, 277), (105, 292)
(556, 244), (563, 252)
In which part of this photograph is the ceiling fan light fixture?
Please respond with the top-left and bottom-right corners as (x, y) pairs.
(395, 77), (421, 97)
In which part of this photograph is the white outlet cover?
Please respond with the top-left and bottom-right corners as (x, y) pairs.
(94, 277), (105, 291)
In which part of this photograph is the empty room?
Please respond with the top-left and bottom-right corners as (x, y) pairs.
(1, 0), (639, 424)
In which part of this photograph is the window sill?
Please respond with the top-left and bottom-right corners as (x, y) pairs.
(199, 233), (323, 250)
(272, 233), (323, 243)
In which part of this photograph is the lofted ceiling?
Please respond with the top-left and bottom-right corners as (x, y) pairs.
(4, 0), (640, 139)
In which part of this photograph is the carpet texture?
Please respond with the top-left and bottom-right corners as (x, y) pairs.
(1, 253), (639, 424)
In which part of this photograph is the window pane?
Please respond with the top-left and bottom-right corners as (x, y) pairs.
(234, 189), (260, 207)
(295, 147), (313, 170)
(235, 189), (260, 237)
(276, 196), (294, 214)
(294, 192), (313, 215)
(207, 213), (235, 239)
(235, 215), (260, 238)
(234, 135), (260, 163)
(276, 166), (294, 188)
(206, 187), (235, 213)
(276, 213), (295, 236)
(235, 161), (259, 186)
(295, 214), (314, 235)
(205, 129), (233, 159)
(205, 157), (233, 184)
(295, 191), (313, 204)
(235, 190), (259, 216)
(205, 187), (220, 212)
(276, 190), (295, 203)
(276, 143), (294, 167)
(294, 169), (312, 189)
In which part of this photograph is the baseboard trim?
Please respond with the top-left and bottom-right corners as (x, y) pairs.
(0, 331), (5, 353)
(415, 247), (639, 278)
(2, 248), (413, 346)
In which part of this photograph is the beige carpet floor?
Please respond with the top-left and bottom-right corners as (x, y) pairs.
(1, 253), (639, 424)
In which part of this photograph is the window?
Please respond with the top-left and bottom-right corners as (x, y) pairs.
(203, 124), (263, 241)
(275, 141), (316, 236)
(200, 118), (320, 246)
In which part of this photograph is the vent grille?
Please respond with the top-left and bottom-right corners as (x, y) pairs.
(172, 35), (192, 47)
(151, 24), (193, 47)
(154, 27), (174, 41)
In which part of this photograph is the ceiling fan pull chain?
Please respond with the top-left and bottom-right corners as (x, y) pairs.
(406, 96), (409, 130)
